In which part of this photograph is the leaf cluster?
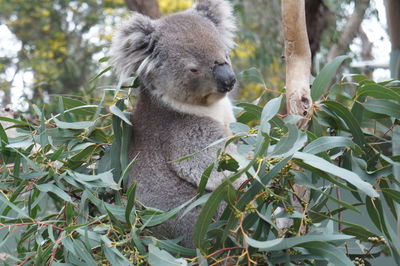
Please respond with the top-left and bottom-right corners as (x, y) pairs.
(1, 58), (400, 265)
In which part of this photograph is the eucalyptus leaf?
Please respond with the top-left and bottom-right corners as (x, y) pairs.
(294, 152), (378, 198)
(53, 117), (95, 130)
(148, 245), (188, 266)
(311, 55), (350, 100)
(303, 136), (356, 154)
(245, 233), (353, 250)
(109, 104), (132, 126)
(37, 183), (72, 202)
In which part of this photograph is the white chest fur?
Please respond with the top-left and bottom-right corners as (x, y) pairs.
(160, 95), (236, 135)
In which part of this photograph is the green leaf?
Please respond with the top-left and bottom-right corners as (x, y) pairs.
(142, 198), (193, 227)
(73, 240), (97, 265)
(105, 206), (125, 235)
(103, 246), (131, 266)
(0, 193), (29, 218)
(341, 226), (379, 242)
(37, 183), (72, 202)
(53, 117), (94, 130)
(68, 170), (119, 190)
(379, 179), (397, 218)
(119, 154), (138, 187)
(238, 157), (293, 210)
(109, 104), (132, 126)
(293, 152), (378, 198)
(50, 144), (65, 161)
(303, 136), (356, 154)
(260, 95), (282, 133)
(197, 163), (214, 196)
(322, 101), (367, 151)
(237, 67), (266, 84)
(142, 238), (196, 257)
(381, 188), (400, 204)
(299, 242), (354, 266)
(311, 55), (350, 100)
(229, 122), (250, 134)
(89, 66), (112, 83)
(193, 183), (235, 249)
(98, 56), (111, 62)
(62, 97), (97, 116)
(357, 84), (400, 102)
(111, 106), (123, 180)
(0, 116), (29, 126)
(272, 123), (307, 157)
(365, 197), (388, 237)
(363, 99), (400, 119)
(148, 244), (188, 266)
(181, 193), (210, 218)
(244, 233), (353, 250)
(0, 123), (9, 147)
(236, 103), (263, 118)
(125, 183), (137, 224)
(65, 202), (75, 225)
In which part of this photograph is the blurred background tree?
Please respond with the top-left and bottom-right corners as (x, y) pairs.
(0, 0), (126, 107)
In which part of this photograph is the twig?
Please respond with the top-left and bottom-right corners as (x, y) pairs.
(0, 222), (64, 232)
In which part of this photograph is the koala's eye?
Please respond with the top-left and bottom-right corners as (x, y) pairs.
(189, 68), (200, 74)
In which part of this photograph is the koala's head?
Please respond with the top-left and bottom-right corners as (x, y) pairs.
(111, 0), (237, 106)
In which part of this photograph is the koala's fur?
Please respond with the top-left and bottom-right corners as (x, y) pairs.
(111, 0), (244, 247)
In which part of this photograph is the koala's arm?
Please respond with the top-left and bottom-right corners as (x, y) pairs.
(163, 118), (245, 191)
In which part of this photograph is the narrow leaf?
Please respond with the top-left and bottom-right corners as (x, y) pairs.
(311, 55), (350, 100)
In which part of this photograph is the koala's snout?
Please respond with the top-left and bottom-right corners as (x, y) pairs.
(213, 63), (236, 93)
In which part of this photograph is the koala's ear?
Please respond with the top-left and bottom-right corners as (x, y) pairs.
(193, 0), (237, 49)
(110, 13), (157, 81)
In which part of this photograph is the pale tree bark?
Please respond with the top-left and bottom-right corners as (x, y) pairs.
(281, 0), (312, 223)
(282, 0), (313, 129)
(124, 0), (160, 19)
(327, 0), (370, 61)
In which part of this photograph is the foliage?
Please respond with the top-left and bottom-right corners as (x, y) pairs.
(159, 0), (193, 14)
(1, 57), (400, 265)
(0, 0), (126, 106)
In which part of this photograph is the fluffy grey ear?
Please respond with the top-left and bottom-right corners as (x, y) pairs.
(193, 0), (237, 49)
(110, 13), (157, 81)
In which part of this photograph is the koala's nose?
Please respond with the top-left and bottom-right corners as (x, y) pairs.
(213, 63), (236, 93)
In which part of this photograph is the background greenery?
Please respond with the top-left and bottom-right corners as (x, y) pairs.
(1, 0), (400, 265)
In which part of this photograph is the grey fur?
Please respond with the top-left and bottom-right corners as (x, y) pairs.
(110, 0), (243, 247)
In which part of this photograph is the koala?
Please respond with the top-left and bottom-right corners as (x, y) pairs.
(111, 0), (244, 247)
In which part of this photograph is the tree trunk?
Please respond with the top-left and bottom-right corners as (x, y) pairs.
(305, 0), (332, 61)
(281, 0), (312, 224)
(359, 26), (374, 78)
(385, 0), (400, 78)
(385, 0), (400, 237)
(282, 0), (313, 129)
(124, 0), (160, 19)
(327, 0), (370, 61)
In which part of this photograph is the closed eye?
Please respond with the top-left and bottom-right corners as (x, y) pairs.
(190, 68), (200, 74)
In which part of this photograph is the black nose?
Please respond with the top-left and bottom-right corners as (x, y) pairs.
(213, 63), (236, 93)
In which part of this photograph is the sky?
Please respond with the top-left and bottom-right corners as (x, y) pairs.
(0, 0), (393, 109)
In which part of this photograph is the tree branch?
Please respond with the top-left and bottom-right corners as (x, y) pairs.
(305, 0), (332, 60)
(328, 0), (370, 61)
(282, 0), (313, 129)
(124, 0), (160, 19)
(281, 0), (312, 229)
